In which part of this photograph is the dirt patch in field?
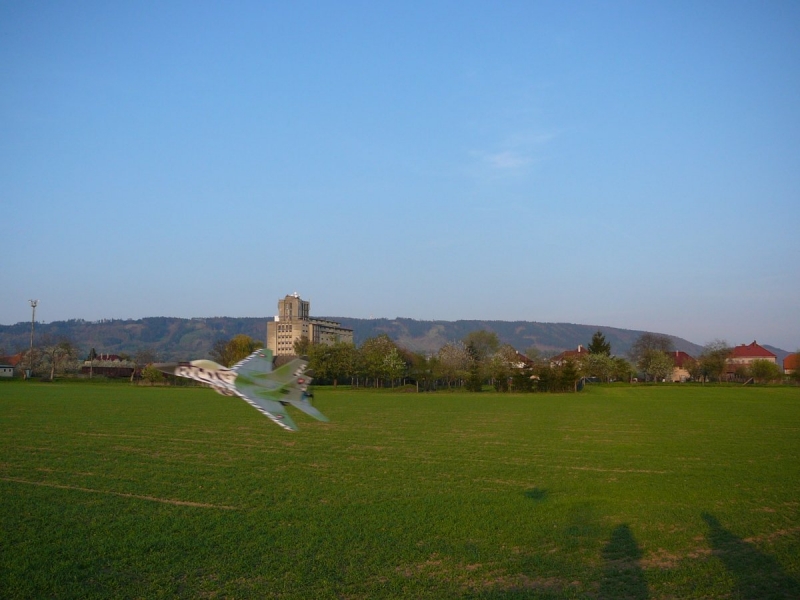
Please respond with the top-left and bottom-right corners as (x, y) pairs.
(563, 465), (669, 474)
(475, 574), (570, 593)
(35, 466), (95, 477)
(395, 555), (448, 578)
(641, 546), (712, 570)
(76, 431), (279, 450)
(395, 553), (575, 594)
(473, 478), (531, 488)
(0, 476), (238, 510)
(744, 526), (800, 545)
(76, 432), (147, 440)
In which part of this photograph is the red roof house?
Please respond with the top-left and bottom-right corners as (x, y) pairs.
(670, 351), (694, 369)
(551, 344), (591, 366)
(0, 353), (25, 367)
(726, 341), (776, 375)
(670, 351), (694, 382)
(784, 353), (799, 375)
(512, 350), (537, 369)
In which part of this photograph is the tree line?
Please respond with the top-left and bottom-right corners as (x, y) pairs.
(296, 330), (792, 389)
(212, 330), (793, 390)
(5, 330), (794, 386)
(290, 331), (593, 393)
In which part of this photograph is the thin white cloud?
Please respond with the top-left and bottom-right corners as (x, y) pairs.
(472, 130), (558, 174)
(485, 150), (532, 170)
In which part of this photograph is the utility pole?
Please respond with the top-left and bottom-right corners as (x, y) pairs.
(28, 299), (38, 379)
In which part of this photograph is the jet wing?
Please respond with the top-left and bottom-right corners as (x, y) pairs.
(234, 389), (299, 432)
(236, 374), (326, 428)
(229, 350), (326, 430)
(231, 349), (296, 392)
(288, 395), (329, 422)
(231, 349), (274, 376)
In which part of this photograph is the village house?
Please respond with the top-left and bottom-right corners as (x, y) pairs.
(512, 350), (537, 370)
(550, 344), (590, 367)
(784, 353), (799, 375)
(0, 353), (24, 378)
(725, 341), (777, 377)
(669, 351), (694, 382)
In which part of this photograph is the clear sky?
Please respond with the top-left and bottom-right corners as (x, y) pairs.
(2, 1), (799, 351)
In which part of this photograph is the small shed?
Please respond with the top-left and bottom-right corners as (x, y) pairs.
(0, 364), (14, 378)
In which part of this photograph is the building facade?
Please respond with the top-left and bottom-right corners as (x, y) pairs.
(725, 340), (777, 377)
(266, 293), (354, 356)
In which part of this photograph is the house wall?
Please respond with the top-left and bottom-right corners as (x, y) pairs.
(671, 367), (690, 382)
(726, 356), (777, 377)
(728, 356), (777, 367)
(268, 321), (310, 355)
(311, 320), (354, 346)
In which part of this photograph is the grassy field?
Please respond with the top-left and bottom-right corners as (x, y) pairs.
(1, 382), (798, 599)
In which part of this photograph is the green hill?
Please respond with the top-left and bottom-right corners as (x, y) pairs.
(330, 316), (705, 357)
(0, 316), (718, 362)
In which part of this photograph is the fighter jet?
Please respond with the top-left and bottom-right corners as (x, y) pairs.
(155, 349), (327, 431)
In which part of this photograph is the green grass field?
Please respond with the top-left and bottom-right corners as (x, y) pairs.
(1, 382), (798, 599)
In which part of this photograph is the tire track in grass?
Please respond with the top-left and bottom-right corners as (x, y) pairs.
(0, 476), (239, 510)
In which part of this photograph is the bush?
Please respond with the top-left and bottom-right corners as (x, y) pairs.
(141, 364), (164, 384)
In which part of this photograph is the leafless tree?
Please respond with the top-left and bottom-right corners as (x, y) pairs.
(40, 337), (77, 380)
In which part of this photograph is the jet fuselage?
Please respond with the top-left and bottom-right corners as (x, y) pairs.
(175, 361), (238, 396)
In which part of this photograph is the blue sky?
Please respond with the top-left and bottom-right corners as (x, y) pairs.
(2, 1), (799, 350)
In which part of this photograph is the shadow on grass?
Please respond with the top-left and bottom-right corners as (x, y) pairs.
(523, 488), (548, 502)
(702, 512), (800, 599)
(599, 524), (648, 600)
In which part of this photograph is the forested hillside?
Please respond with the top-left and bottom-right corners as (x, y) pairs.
(0, 316), (716, 362)
(0, 318), (266, 362)
(332, 317), (705, 358)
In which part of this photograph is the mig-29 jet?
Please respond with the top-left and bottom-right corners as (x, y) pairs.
(155, 349), (327, 431)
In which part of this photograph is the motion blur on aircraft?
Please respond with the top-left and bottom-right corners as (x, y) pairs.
(155, 349), (327, 431)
